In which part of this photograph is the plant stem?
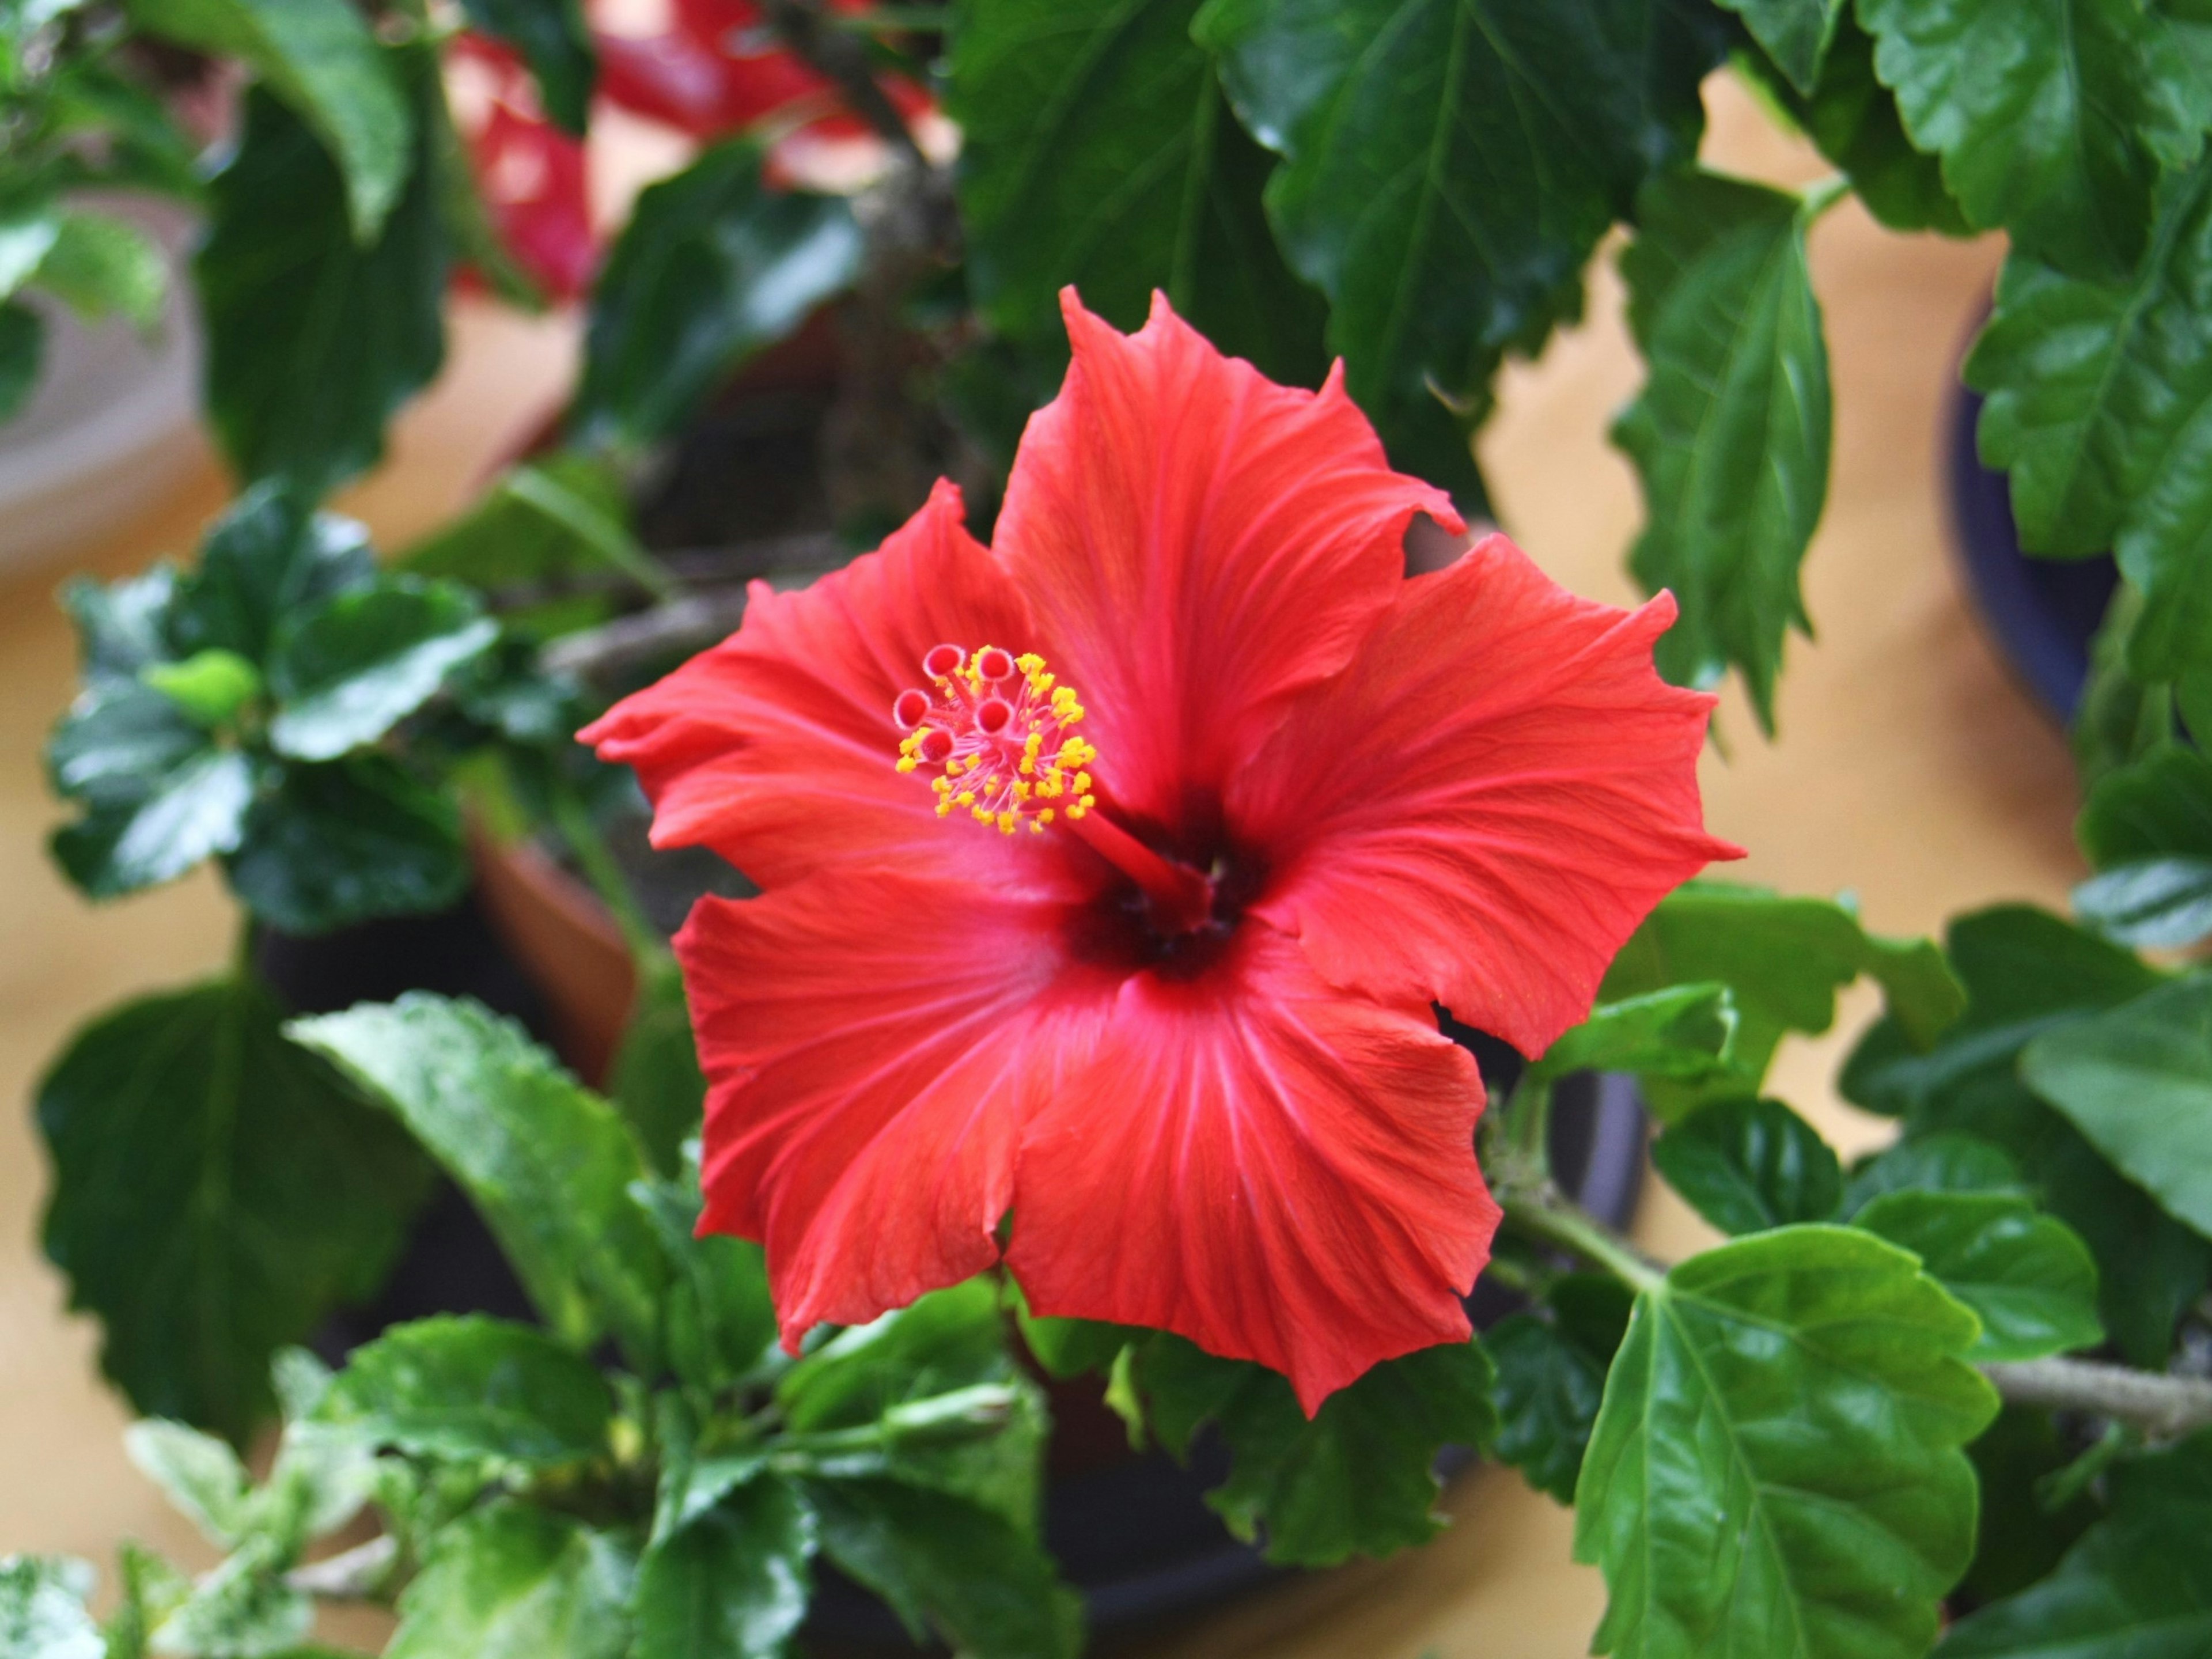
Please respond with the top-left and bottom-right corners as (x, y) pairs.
(545, 779), (663, 964)
(1982, 1358), (2212, 1442)
(1497, 1183), (1665, 1296)
(1504, 1072), (1555, 1168)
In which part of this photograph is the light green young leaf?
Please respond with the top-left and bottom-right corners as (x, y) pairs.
(1649, 1096), (1842, 1235)
(38, 977), (430, 1441)
(2021, 973), (2212, 1241)
(1615, 169), (1831, 729)
(320, 1315), (615, 1469)
(265, 578), (497, 761)
(633, 1475), (815, 1659)
(287, 995), (666, 1369)
(1942, 1430), (2212, 1657)
(141, 650), (262, 729)
(123, 1421), (252, 1547)
(1574, 1226), (1998, 1659)
(1854, 1190), (2104, 1361)
(0, 1556), (102, 1659)
(386, 1503), (633, 1659)
(126, 0), (411, 238)
(572, 141), (859, 449)
(35, 211), (165, 327)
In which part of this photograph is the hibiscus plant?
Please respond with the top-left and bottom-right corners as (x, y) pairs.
(15, 2), (2212, 1658)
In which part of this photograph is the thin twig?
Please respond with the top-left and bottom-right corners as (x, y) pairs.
(1982, 1358), (2212, 1441)
(759, 0), (927, 168)
(541, 590), (757, 679)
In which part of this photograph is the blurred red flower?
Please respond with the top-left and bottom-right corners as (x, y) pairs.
(585, 293), (1738, 1410)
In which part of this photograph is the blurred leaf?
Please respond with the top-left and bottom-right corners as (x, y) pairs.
(1483, 1274), (1632, 1504)
(607, 955), (705, 1177)
(2022, 974), (2212, 1241)
(1136, 1335), (1495, 1566)
(1841, 1132), (2027, 1217)
(0, 300), (44, 419)
(1719, 0), (1843, 92)
(142, 649), (262, 729)
(2076, 744), (2212, 867)
(1943, 1430), (2212, 1656)
(321, 1315), (614, 1467)
(1603, 881), (1963, 1119)
(198, 79), (447, 495)
(126, 0), (411, 238)
(166, 484), (377, 666)
(1854, 1190), (2104, 1361)
(1650, 1096), (1842, 1235)
(1575, 1226), (1998, 1659)
(289, 994), (666, 1370)
(1196, 0), (1721, 500)
(1958, 1406), (2102, 1606)
(2075, 856), (2212, 949)
(0, 1557), (101, 1659)
(265, 578), (497, 761)
(460, 0), (596, 133)
(48, 744), (251, 900)
(123, 1421), (251, 1547)
(105, 1543), (191, 1659)
(1530, 983), (1736, 1086)
(631, 1164), (778, 1395)
(1858, 0), (2194, 277)
(0, 199), (62, 297)
(951, 0), (1328, 393)
(801, 1477), (1080, 1659)
(387, 1503), (633, 1659)
(226, 753), (469, 936)
(34, 211), (165, 326)
(38, 977), (431, 1440)
(1843, 904), (2205, 1368)
(634, 1475), (814, 1659)
(62, 565), (179, 684)
(1616, 169), (1831, 729)
(572, 140), (859, 449)
(151, 1536), (312, 1657)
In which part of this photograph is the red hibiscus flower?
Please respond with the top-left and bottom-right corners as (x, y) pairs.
(584, 293), (1738, 1410)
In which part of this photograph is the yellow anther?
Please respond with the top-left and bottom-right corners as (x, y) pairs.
(956, 791), (976, 806)
(1037, 808), (1054, 825)
(895, 757), (918, 773)
(997, 811), (1017, 834)
(973, 805), (993, 823)
(945, 757), (963, 776)
(1074, 772), (1092, 794)
(935, 798), (953, 816)
(1012, 781), (1031, 801)
(933, 777), (951, 794)
(1016, 653), (1043, 673)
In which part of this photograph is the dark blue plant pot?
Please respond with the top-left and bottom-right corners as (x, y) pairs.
(1947, 379), (2118, 723)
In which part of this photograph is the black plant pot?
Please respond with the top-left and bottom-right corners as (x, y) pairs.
(264, 899), (1645, 1650)
(1948, 380), (2118, 724)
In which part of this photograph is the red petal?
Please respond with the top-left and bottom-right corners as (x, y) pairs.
(1008, 923), (1497, 1414)
(581, 480), (1067, 891)
(680, 870), (1089, 1343)
(1229, 533), (1741, 1057)
(994, 291), (1459, 839)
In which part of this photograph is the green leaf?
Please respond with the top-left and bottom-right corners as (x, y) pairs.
(1650, 1096), (1842, 1235)
(1739, 16), (1968, 236)
(607, 954), (705, 1177)
(2077, 744), (2212, 868)
(226, 753), (470, 936)
(1615, 169), (1831, 728)
(264, 578), (496, 760)
(1602, 881), (1963, 1119)
(459, 0), (595, 133)
(47, 679), (211, 816)
(126, 0), (411, 238)
(34, 211), (165, 327)
(63, 565), (179, 684)
(1195, 0), (1721, 495)
(151, 1536), (312, 1657)
(0, 301), (44, 420)
(634, 1475), (815, 1659)
(0, 1556), (103, 1659)
(1943, 1430), (2212, 1657)
(321, 1315), (614, 1467)
(1482, 1274), (1633, 1504)
(571, 140), (860, 449)
(1841, 1132), (2026, 1217)
(0, 199), (62, 298)
(122, 1420), (252, 1547)
(166, 484), (377, 666)
(105, 1543), (192, 1659)
(2074, 857), (2212, 949)
(1958, 1406), (2101, 1606)
(142, 649), (263, 729)
(387, 1503), (633, 1659)
(48, 744), (251, 900)
(1854, 1191), (2104, 1361)
(37, 976), (431, 1440)
(1859, 0), (2192, 276)
(950, 0), (1328, 392)
(1843, 904), (2205, 1367)
(198, 78), (447, 494)
(630, 1166), (778, 1396)
(287, 994), (666, 1369)
(2021, 974), (2212, 1241)
(801, 1477), (1081, 1659)
(1135, 1335), (1496, 1566)
(1530, 983), (1737, 1086)
(1574, 1226), (1998, 1659)
(1719, 0), (1843, 92)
